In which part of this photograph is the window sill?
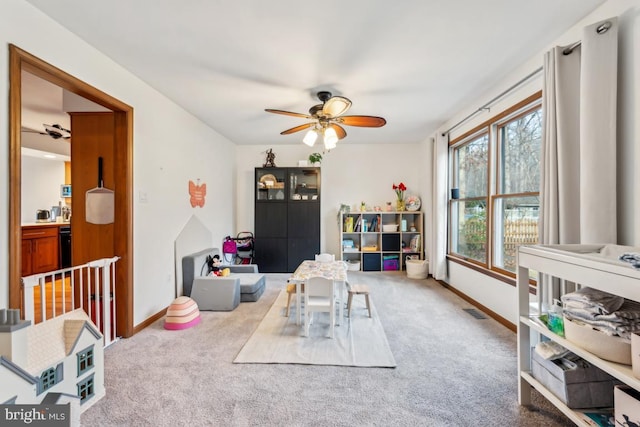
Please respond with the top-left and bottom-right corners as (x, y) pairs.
(446, 254), (516, 287)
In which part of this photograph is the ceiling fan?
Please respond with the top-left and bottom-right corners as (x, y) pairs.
(265, 91), (386, 150)
(22, 123), (71, 140)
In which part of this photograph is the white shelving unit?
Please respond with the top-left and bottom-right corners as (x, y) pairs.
(517, 244), (640, 425)
(339, 211), (423, 271)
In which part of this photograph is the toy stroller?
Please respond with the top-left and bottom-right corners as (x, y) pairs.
(222, 232), (255, 264)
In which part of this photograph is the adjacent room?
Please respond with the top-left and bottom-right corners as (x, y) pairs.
(1, 0), (639, 426)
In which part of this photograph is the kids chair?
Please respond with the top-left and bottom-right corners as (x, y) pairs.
(303, 277), (335, 338)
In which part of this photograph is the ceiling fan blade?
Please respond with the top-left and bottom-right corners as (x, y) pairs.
(21, 128), (45, 135)
(280, 122), (316, 135)
(265, 109), (312, 119)
(328, 123), (347, 140)
(338, 115), (387, 127)
(322, 96), (352, 117)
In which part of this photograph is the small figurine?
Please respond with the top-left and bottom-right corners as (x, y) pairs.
(264, 148), (276, 167)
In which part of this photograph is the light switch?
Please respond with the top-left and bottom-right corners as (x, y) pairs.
(139, 191), (148, 203)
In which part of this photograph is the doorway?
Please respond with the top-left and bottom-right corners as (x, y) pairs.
(9, 45), (134, 338)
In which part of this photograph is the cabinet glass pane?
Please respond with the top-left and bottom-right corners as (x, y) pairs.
(289, 168), (319, 201)
(256, 169), (287, 201)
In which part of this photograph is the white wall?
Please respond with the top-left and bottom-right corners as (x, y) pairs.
(20, 155), (66, 224)
(236, 143), (430, 258)
(437, 0), (640, 324)
(1, 0), (236, 324)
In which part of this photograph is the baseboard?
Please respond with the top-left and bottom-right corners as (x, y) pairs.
(133, 307), (167, 334)
(435, 279), (516, 333)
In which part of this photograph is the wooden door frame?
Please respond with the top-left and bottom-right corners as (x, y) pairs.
(9, 45), (135, 338)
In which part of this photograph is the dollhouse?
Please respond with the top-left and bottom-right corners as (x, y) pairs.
(0, 307), (104, 419)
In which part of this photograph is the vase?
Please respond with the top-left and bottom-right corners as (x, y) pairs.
(396, 199), (405, 211)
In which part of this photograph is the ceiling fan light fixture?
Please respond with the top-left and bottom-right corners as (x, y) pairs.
(323, 127), (338, 150)
(265, 91), (385, 150)
(322, 96), (352, 117)
(303, 129), (318, 146)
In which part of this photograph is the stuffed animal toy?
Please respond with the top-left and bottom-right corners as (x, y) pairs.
(219, 268), (231, 277)
(208, 254), (223, 276)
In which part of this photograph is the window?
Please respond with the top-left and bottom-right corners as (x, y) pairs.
(449, 92), (541, 277)
(450, 132), (489, 263)
(38, 363), (63, 394)
(77, 345), (95, 376)
(77, 375), (95, 404)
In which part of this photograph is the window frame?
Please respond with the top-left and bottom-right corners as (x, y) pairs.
(77, 374), (95, 404)
(77, 345), (95, 376)
(448, 91), (542, 281)
(38, 363), (63, 395)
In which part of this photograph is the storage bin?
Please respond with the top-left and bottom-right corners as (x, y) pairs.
(406, 258), (428, 279)
(363, 253), (381, 271)
(346, 260), (360, 271)
(531, 349), (619, 409)
(564, 317), (632, 365)
(615, 385), (640, 426)
(381, 234), (400, 251)
(383, 255), (399, 271)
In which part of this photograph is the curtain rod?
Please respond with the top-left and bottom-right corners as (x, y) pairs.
(441, 20), (612, 137)
(562, 20), (612, 55)
(441, 66), (542, 136)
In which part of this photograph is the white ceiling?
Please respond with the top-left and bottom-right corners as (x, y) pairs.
(23, 0), (605, 147)
(21, 70), (108, 159)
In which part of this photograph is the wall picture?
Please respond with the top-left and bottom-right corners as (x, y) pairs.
(60, 184), (72, 198)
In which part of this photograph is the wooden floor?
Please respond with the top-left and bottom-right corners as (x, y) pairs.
(31, 276), (74, 324)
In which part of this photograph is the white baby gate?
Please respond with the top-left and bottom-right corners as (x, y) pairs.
(21, 256), (120, 347)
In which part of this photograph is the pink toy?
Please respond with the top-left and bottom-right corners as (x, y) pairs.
(164, 296), (201, 330)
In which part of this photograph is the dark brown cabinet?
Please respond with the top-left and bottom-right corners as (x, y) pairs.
(254, 167), (320, 273)
(21, 225), (59, 276)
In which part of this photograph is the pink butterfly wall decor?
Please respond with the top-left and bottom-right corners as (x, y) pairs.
(189, 179), (206, 207)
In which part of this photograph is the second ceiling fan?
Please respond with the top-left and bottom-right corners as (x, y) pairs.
(265, 91), (386, 149)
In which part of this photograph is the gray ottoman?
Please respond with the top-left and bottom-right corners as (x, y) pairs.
(235, 273), (266, 302)
(190, 277), (240, 311)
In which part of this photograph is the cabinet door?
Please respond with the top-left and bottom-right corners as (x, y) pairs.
(288, 238), (319, 272)
(254, 238), (288, 273)
(256, 168), (287, 201)
(255, 202), (287, 238)
(288, 203), (320, 238)
(289, 168), (320, 201)
(32, 236), (59, 274)
(21, 240), (33, 276)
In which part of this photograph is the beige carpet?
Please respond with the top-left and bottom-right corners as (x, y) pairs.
(80, 272), (575, 426)
(234, 288), (396, 367)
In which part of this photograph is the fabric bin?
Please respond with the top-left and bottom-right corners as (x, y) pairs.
(564, 316), (632, 365)
(531, 349), (619, 409)
(363, 253), (381, 271)
(383, 255), (399, 271)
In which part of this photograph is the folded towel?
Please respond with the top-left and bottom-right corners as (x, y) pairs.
(619, 252), (640, 269)
(535, 341), (570, 360)
(560, 286), (624, 315)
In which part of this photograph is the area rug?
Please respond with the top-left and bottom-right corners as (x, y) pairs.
(233, 289), (396, 367)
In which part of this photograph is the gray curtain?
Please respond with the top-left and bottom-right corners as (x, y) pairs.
(540, 18), (619, 247)
(539, 18), (618, 304)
